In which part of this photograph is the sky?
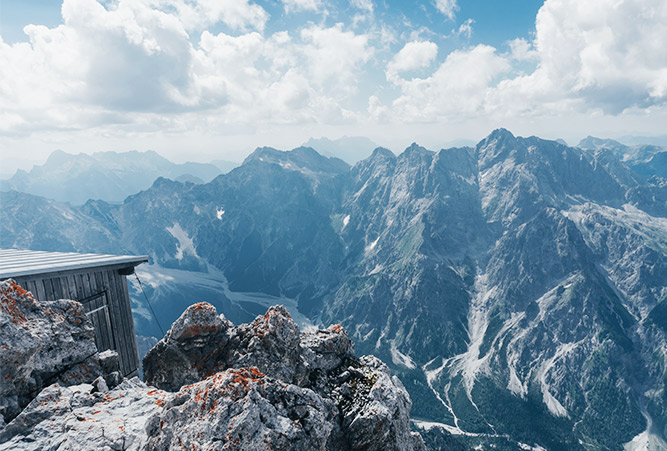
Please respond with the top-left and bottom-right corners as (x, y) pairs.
(0, 0), (666, 174)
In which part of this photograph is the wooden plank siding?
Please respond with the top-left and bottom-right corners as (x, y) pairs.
(119, 271), (140, 374)
(104, 269), (130, 374)
(11, 264), (142, 377)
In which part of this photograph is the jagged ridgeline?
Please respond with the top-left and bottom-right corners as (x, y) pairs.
(0, 280), (425, 450)
(1, 129), (666, 449)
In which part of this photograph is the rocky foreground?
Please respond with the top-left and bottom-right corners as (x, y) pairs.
(0, 279), (425, 450)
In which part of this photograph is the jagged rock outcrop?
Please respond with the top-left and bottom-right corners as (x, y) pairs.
(145, 367), (334, 450)
(0, 286), (424, 450)
(0, 279), (121, 426)
(141, 302), (233, 391)
(143, 302), (425, 451)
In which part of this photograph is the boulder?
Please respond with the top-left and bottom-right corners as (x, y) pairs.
(227, 305), (307, 385)
(142, 302), (232, 391)
(0, 279), (102, 424)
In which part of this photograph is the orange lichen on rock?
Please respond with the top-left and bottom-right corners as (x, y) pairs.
(184, 367), (266, 413)
(8, 281), (32, 299)
(0, 280), (35, 325)
(190, 302), (216, 312)
(328, 324), (344, 333)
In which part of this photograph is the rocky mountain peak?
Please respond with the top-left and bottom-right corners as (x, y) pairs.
(243, 146), (350, 175)
(142, 301), (425, 450)
(577, 135), (627, 151)
(401, 142), (432, 159)
(484, 127), (516, 144)
(369, 146), (396, 161)
(43, 149), (83, 166)
(476, 127), (521, 170)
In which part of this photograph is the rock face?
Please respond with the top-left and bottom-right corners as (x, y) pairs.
(0, 279), (121, 425)
(0, 287), (424, 451)
(0, 378), (161, 450)
(144, 368), (334, 451)
(143, 303), (425, 451)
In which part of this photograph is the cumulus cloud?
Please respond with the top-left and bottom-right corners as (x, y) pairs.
(1, 0), (666, 139)
(386, 40), (438, 80)
(300, 23), (372, 95)
(0, 0), (373, 134)
(530, 0), (667, 113)
(153, 0), (269, 32)
(455, 18), (473, 39)
(507, 38), (538, 62)
(434, 0), (458, 20)
(391, 45), (510, 119)
(388, 0), (667, 122)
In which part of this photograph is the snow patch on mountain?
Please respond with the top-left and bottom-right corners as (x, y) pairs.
(500, 313), (528, 397)
(536, 340), (582, 418)
(365, 236), (380, 254)
(390, 340), (416, 369)
(450, 274), (494, 397)
(165, 223), (198, 260)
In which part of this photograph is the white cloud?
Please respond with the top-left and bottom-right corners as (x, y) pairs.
(392, 45), (510, 119)
(300, 23), (373, 95)
(351, 0), (374, 14)
(0, 0), (375, 135)
(386, 40), (438, 80)
(507, 37), (538, 62)
(1, 0), (666, 149)
(388, 0), (667, 123)
(529, 0), (667, 113)
(368, 95), (389, 121)
(455, 18), (473, 39)
(280, 0), (322, 14)
(152, 0), (269, 32)
(434, 0), (458, 20)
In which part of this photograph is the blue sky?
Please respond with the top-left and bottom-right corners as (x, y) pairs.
(0, 0), (666, 172)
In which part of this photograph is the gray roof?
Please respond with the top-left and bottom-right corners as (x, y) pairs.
(0, 249), (149, 279)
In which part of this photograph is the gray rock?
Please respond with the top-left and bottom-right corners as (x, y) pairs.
(227, 305), (307, 385)
(99, 349), (121, 374)
(301, 324), (355, 372)
(143, 303), (425, 450)
(0, 378), (163, 450)
(143, 302), (232, 391)
(0, 279), (100, 424)
(333, 356), (425, 451)
(144, 367), (334, 451)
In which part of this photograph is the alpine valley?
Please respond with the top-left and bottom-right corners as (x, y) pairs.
(1, 129), (666, 450)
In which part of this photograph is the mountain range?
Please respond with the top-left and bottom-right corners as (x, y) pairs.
(302, 136), (379, 164)
(0, 150), (238, 205)
(1, 129), (666, 450)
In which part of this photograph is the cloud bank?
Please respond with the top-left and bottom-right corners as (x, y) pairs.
(0, 0), (665, 141)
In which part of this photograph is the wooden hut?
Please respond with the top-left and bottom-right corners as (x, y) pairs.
(0, 249), (149, 378)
